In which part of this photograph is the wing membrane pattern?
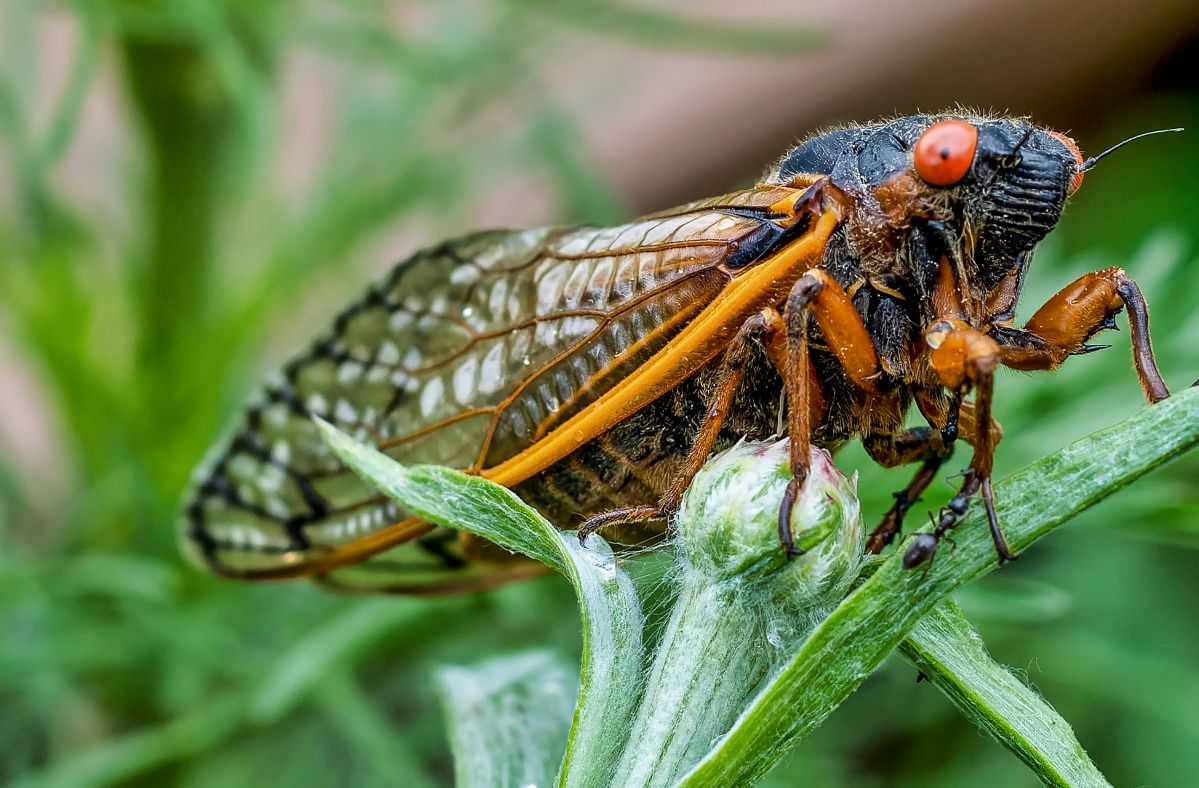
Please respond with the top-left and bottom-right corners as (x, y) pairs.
(182, 187), (791, 582)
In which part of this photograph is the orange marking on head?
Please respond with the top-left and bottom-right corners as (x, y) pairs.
(1049, 131), (1085, 193)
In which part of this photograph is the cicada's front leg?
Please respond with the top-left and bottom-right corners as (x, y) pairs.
(996, 266), (1170, 403)
(907, 266), (1174, 569)
(901, 319), (1010, 569)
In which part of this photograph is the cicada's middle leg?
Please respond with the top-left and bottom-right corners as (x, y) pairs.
(778, 268), (884, 555)
(861, 420), (957, 555)
(861, 392), (1005, 554)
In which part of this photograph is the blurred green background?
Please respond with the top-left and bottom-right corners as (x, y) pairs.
(1, 1), (1197, 786)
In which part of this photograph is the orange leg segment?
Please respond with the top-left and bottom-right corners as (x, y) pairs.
(1000, 267), (1170, 403)
(797, 269), (883, 394)
(903, 319), (1013, 568)
(778, 269), (883, 554)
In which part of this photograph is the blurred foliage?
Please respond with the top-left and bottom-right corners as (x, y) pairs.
(0, 0), (1195, 786)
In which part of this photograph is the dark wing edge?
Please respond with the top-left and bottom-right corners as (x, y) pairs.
(179, 228), (549, 583)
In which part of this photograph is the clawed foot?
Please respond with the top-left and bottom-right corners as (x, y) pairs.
(577, 506), (660, 546)
(777, 477), (809, 558)
(901, 470), (1015, 572)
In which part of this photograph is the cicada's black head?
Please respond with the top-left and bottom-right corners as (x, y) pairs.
(770, 112), (1085, 317)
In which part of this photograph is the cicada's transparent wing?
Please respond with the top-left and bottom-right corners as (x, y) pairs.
(182, 228), (546, 578)
(181, 186), (793, 590)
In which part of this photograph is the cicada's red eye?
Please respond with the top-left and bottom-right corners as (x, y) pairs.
(1049, 130), (1085, 193)
(914, 120), (978, 186)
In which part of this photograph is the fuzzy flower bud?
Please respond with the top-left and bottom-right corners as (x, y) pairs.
(611, 438), (867, 786)
(675, 438), (865, 600)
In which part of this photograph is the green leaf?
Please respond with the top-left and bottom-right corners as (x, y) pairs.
(314, 419), (646, 788)
(553, 527), (646, 787)
(679, 386), (1199, 786)
(315, 419), (560, 568)
(901, 600), (1110, 787)
(438, 650), (578, 788)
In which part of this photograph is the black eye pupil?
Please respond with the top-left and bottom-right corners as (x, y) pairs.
(940, 148), (950, 159)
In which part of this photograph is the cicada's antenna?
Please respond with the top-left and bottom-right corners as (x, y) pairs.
(1080, 127), (1184, 172)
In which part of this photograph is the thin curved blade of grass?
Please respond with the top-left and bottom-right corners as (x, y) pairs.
(318, 671), (438, 788)
(528, 0), (822, 55)
(33, 0), (98, 172)
(901, 600), (1111, 787)
(250, 597), (432, 724)
(438, 651), (579, 788)
(314, 419), (645, 788)
(681, 387), (1199, 786)
(11, 696), (247, 788)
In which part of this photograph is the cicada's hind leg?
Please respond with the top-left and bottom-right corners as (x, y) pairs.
(778, 268), (885, 555)
(996, 266), (1170, 403)
(577, 309), (784, 544)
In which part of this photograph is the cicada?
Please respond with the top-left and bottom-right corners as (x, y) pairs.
(182, 112), (1174, 593)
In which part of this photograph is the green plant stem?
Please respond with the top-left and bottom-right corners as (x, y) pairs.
(901, 601), (1111, 787)
(313, 419), (646, 788)
(610, 441), (862, 787)
(681, 386), (1199, 786)
(120, 35), (232, 367)
(611, 579), (773, 788)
